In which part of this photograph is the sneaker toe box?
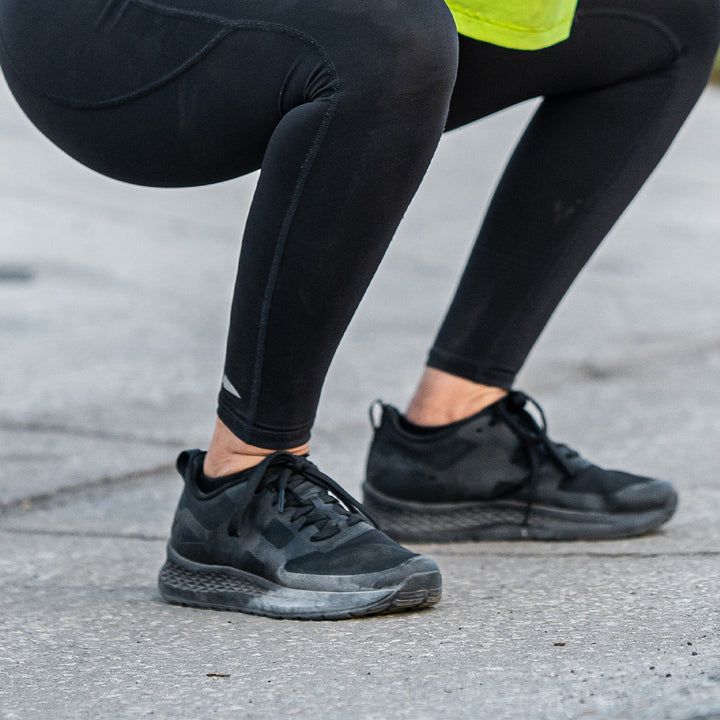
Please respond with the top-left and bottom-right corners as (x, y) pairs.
(611, 477), (678, 513)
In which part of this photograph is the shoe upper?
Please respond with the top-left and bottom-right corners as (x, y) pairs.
(169, 450), (433, 591)
(365, 391), (677, 514)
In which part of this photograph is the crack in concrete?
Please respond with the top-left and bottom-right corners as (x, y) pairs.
(0, 420), (186, 447)
(1, 527), (167, 542)
(0, 463), (174, 516)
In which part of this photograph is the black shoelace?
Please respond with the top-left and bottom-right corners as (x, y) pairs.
(496, 391), (581, 528)
(243, 452), (376, 541)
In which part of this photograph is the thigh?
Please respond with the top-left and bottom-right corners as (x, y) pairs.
(0, 0), (343, 185)
(0, 0), (456, 186)
(0, 0), (335, 185)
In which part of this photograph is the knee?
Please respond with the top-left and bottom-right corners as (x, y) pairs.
(336, 0), (459, 104)
(671, 0), (720, 68)
(381, 0), (459, 92)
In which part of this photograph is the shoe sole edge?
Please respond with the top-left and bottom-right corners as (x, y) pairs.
(158, 547), (441, 620)
(363, 483), (678, 542)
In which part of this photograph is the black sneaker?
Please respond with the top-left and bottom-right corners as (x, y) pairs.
(363, 391), (678, 542)
(158, 450), (441, 619)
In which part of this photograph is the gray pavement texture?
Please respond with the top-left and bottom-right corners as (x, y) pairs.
(1, 66), (720, 719)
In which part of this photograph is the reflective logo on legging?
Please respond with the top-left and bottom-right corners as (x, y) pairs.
(222, 375), (241, 399)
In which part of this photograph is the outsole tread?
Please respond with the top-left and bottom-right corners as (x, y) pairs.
(363, 486), (678, 542)
(158, 559), (441, 620)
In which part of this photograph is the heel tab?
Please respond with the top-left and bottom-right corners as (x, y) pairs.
(176, 449), (203, 478)
(368, 399), (385, 429)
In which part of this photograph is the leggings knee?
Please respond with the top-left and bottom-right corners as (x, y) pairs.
(336, 0), (459, 107)
(671, 0), (720, 69)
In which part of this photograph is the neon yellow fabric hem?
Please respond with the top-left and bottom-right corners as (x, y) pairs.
(446, 0), (579, 50)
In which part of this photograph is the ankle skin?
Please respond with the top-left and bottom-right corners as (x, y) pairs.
(406, 367), (507, 426)
(204, 417), (309, 477)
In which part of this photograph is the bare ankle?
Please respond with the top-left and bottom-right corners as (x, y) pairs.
(203, 418), (309, 477)
(406, 367), (507, 426)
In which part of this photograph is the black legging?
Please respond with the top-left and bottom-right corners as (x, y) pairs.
(1, 0), (719, 447)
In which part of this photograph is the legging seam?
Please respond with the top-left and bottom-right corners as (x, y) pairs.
(428, 345), (513, 376)
(426, 348), (514, 387)
(133, 0), (346, 74)
(243, 94), (339, 433)
(241, 37), (340, 434)
(217, 399), (313, 438)
(0, 0), (339, 109)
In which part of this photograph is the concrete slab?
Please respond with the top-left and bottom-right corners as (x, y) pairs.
(2, 531), (720, 720)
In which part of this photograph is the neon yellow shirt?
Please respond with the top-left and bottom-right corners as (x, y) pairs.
(446, 0), (579, 50)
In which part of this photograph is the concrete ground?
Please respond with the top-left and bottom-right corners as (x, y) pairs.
(1, 68), (720, 720)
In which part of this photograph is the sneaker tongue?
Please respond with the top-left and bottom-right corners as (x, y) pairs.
(500, 392), (583, 477)
(286, 476), (361, 540)
(259, 455), (364, 539)
(285, 475), (331, 506)
(285, 476), (355, 521)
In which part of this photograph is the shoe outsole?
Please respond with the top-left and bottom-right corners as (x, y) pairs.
(158, 547), (441, 620)
(363, 483), (678, 542)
